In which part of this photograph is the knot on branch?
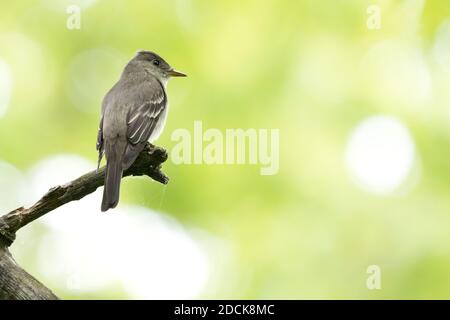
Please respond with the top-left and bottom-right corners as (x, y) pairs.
(125, 143), (169, 184)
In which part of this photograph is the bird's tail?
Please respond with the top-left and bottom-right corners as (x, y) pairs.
(101, 141), (125, 212)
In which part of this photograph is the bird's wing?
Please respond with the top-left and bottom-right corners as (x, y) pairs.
(122, 79), (166, 169)
(126, 84), (166, 145)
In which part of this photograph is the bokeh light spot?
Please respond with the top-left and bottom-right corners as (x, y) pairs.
(345, 116), (417, 195)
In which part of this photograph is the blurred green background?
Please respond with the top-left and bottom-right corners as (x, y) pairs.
(2, 0), (450, 299)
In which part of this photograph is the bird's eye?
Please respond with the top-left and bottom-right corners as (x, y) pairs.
(153, 59), (160, 66)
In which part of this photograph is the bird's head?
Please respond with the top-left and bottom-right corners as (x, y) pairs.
(132, 50), (186, 83)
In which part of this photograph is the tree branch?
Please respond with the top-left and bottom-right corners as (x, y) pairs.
(0, 143), (169, 300)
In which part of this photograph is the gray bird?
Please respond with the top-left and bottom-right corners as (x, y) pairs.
(96, 50), (186, 212)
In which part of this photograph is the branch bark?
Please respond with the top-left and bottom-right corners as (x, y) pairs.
(0, 143), (168, 300)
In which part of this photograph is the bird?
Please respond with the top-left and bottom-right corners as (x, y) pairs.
(96, 50), (186, 212)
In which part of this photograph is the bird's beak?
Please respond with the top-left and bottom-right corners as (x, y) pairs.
(168, 69), (187, 77)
